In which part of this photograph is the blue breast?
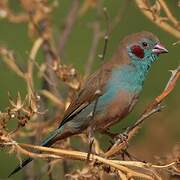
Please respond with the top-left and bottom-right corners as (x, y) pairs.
(97, 65), (146, 106)
(66, 65), (148, 130)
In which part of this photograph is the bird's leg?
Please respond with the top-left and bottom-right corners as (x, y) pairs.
(86, 127), (95, 161)
(114, 131), (128, 143)
(117, 150), (131, 161)
(122, 150), (133, 160)
(123, 150), (147, 162)
(86, 91), (101, 161)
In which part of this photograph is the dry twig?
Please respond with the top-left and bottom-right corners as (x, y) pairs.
(135, 0), (180, 39)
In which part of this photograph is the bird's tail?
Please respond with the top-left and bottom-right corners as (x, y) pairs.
(8, 128), (62, 177)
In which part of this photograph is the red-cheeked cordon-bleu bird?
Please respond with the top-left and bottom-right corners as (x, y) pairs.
(9, 31), (168, 177)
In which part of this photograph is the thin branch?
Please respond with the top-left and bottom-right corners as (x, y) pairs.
(0, 47), (25, 79)
(135, 0), (180, 39)
(58, 0), (80, 55)
(3, 139), (179, 180)
(157, 0), (179, 27)
(40, 90), (64, 109)
(27, 37), (44, 101)
(84, 22), (103, 77)
(105, 65), (180, 158)
(4, 141), (155, 180)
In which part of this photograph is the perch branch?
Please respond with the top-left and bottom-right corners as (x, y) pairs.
(135, 0), (180, 39)
(157, 0), (179, 27)
(2, 139), (179, 180)
(105, 65), (180, 158)
(3, 141), (157, 180)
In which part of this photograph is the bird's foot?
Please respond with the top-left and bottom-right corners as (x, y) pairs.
(86, 127), (95, 162)
(114, 132), (128, 143)
(87, 138), (94, 162)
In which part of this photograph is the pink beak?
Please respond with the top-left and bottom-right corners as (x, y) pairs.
(152, 43), (168, 55)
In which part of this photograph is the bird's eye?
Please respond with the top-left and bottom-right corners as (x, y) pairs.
(142, 42), (148, 47)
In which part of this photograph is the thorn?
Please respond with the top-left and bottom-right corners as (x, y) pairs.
(103, 7), (107, 12)
(98, 54), (103, 59)
(104, 35), (109, 40)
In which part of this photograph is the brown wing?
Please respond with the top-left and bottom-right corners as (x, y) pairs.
(59, 65), (112, 128)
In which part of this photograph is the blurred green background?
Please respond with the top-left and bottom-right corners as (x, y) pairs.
(0, 0), (179, 179)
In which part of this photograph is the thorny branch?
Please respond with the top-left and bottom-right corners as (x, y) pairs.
(0, 140), (162, 179)
(135, 0), (180, 39)
(105, 65), (180, 158)
(1, 65), (179, 180)
(1, 134), (180, 180)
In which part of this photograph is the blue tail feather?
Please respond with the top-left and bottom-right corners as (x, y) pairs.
(8, 128), (62, 177)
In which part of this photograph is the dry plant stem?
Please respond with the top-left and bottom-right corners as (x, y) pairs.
(58, 0), (80, 55)
(40, 90), (64, 109)
(112, 160), (177, 170)
(3, 140), (178, 171)
(128, 104), (164, 133)
(173, 40), (180, 46)
(118, 171), (129, 180)
(85, 14), (110, 155)
(26, 38), (44, 102)
(84, 1), (125, 77)
(157, 0), (179, 26)
(0, 38), (42, 102)
(145, 65), (180, 113)
(104, 105), (164, 158)
(0, 47), (36, 102)
(42, 41), (62, 100)
(6, 140), (179, 179)
(105, 65), (180, 158)
(0, 48), (25, 79)
(135, 0), (180, 39)
(27, 8), (58, 179)
(0, 0), (28, 23)
(84, 22), (103, 77)
(28, 37), (44, 93)
(8, 143), (154, 180)
(28, 7), (62, 101)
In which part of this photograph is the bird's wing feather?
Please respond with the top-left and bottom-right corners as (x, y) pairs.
(59, 66), (112, 128)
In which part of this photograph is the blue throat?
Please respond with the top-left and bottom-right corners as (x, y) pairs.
(105, 62), (151, 94)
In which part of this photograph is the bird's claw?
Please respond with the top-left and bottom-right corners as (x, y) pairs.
(114, 132), (128, 143)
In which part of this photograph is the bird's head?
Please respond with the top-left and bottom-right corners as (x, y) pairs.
(123, 31), (168, 69)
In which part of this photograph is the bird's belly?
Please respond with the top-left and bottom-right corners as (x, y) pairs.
(93, 91), (139, 131)
(65, 91), (139, 133)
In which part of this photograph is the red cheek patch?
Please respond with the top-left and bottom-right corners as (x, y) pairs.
(130, 45), (144, 59)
